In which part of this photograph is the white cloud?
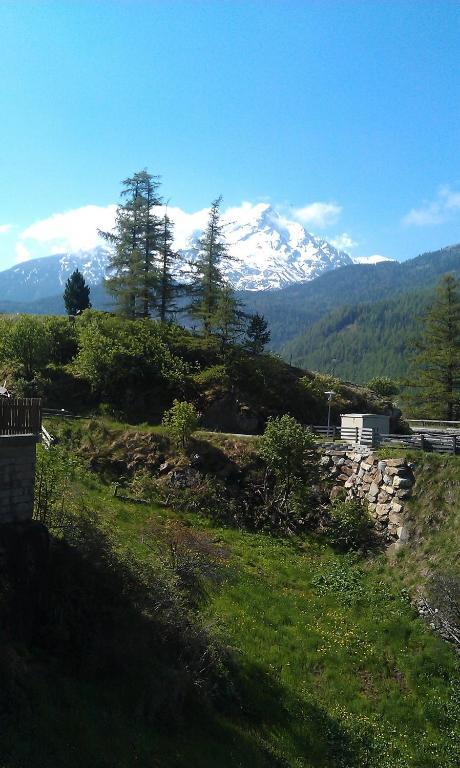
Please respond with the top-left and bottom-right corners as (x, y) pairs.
(15, 243), (31, 263)
(329, 232), (357, 251)
(0, 224), (12, 234)
(20, 204), (118, 252)
(403, 185), (460, 227)
(292, 201), (342, 228)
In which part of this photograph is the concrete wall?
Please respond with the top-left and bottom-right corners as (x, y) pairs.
(0, 435), (38, 524)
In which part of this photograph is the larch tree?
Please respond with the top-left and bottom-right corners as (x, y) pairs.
(100, 170), (162, 318)
(158, 211), (178, 323)
(409, 274), (460, 419)
(189, 196), (233, 334)
(63, 269), (91, 315)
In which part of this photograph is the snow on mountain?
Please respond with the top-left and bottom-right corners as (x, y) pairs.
(173, 202), (353, 291)
(0, 203), (355, 300)
(351, 254), (394, 265)
(0, 247), (110, 302)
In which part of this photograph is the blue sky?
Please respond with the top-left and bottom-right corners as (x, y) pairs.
(0, 0), (459, 270)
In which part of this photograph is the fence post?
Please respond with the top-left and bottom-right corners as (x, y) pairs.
(420, 434), (425, 452)
(355, 427), (359, 444)
(453, 435), (457, 455)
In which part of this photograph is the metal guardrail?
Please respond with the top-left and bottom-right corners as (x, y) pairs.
(309, 425), (375, 446)
(310, 424), (460, 455)
(41, 426), (55, 449)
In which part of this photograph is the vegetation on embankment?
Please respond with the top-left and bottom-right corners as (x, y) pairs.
(377, 449), (460, 586)
(1, 421), (458, 767)
(0, 311), (398, 431)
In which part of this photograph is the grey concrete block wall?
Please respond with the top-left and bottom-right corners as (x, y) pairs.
(0, 435), (39, 523)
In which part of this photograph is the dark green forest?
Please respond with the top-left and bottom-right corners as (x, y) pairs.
(280, 287), (434, 383)
(241, 244), (460, 349)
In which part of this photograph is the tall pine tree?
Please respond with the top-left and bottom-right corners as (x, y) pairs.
(189, 196), (232, 334)
(100, 170), (162, 318)
(409, 274), (460, 419)
(63, 269), (91, 315)
(157, 211), (178, 322)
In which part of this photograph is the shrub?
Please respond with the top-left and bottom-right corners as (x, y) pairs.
(325, 499), (374, 551)
(258, 414), (318, 489)
(367, 376), (399, 398)
(162, 400), (200, 448)
(257, 415), (321, 534)
(5, 315), (50, 379)
(74, 312), (188, 398)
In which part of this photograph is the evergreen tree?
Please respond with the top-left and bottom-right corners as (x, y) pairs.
(213, 282), (246, 351)
(100, 170), (162, 318)
(409, 274), (460, 419)
(245, 312), (270, 355)
(63, 269), (91, 315)
(158, 211), (178, 323)
(189, 196), (232, 333)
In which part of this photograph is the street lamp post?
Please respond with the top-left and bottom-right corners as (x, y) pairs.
(325, 390), (336, 438)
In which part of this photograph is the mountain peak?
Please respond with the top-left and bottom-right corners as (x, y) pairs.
(0, 203), (354, 299)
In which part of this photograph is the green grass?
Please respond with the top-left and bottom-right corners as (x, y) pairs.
(4, 426), (460, 767)
(10, 463), (458, 767)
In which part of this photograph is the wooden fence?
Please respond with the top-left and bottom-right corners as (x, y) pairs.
(0, 398), (42, 436)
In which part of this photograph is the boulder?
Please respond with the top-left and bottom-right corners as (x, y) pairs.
(393, 476), (413, 489)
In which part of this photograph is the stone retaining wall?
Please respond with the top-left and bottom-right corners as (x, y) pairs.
(321, 448), (415, 542)
(0, 435), (38, 524)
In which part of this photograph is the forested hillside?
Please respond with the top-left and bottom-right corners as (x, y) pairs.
(241, 244), (460, 348)
(281, 287), (434, 383)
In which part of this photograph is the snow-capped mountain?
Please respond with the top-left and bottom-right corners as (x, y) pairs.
(351, 254), (393, 265)
(0, 202), (380, 301)
(175, 203), (353, 291)
(0, 247), (110, 303)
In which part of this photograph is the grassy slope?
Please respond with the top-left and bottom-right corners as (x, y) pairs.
(3, 426), (460, 768)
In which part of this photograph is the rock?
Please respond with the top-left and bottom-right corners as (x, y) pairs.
(396, 525), (410, 543)
(320, 456), (331, 466)
(375, 503), (389, 519)
(377, 461), (387, 472)
(377, 491), (389, 503)
(369, 481), (380, 497)
(396, 488), (412, 499)
(382, 485), (395, 495)
(393, 476), (413, 489)
(385, 458), (406, 467)
(390, 500), (403, 514)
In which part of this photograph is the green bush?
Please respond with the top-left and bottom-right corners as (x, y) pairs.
(74, 312), (188, 399)
(162, 400), (200, 448)
(325, 499), (374, 551)
(257, 415), (320, 534)
(367, 376), (399, 398)
(258, 414), (318, 487)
